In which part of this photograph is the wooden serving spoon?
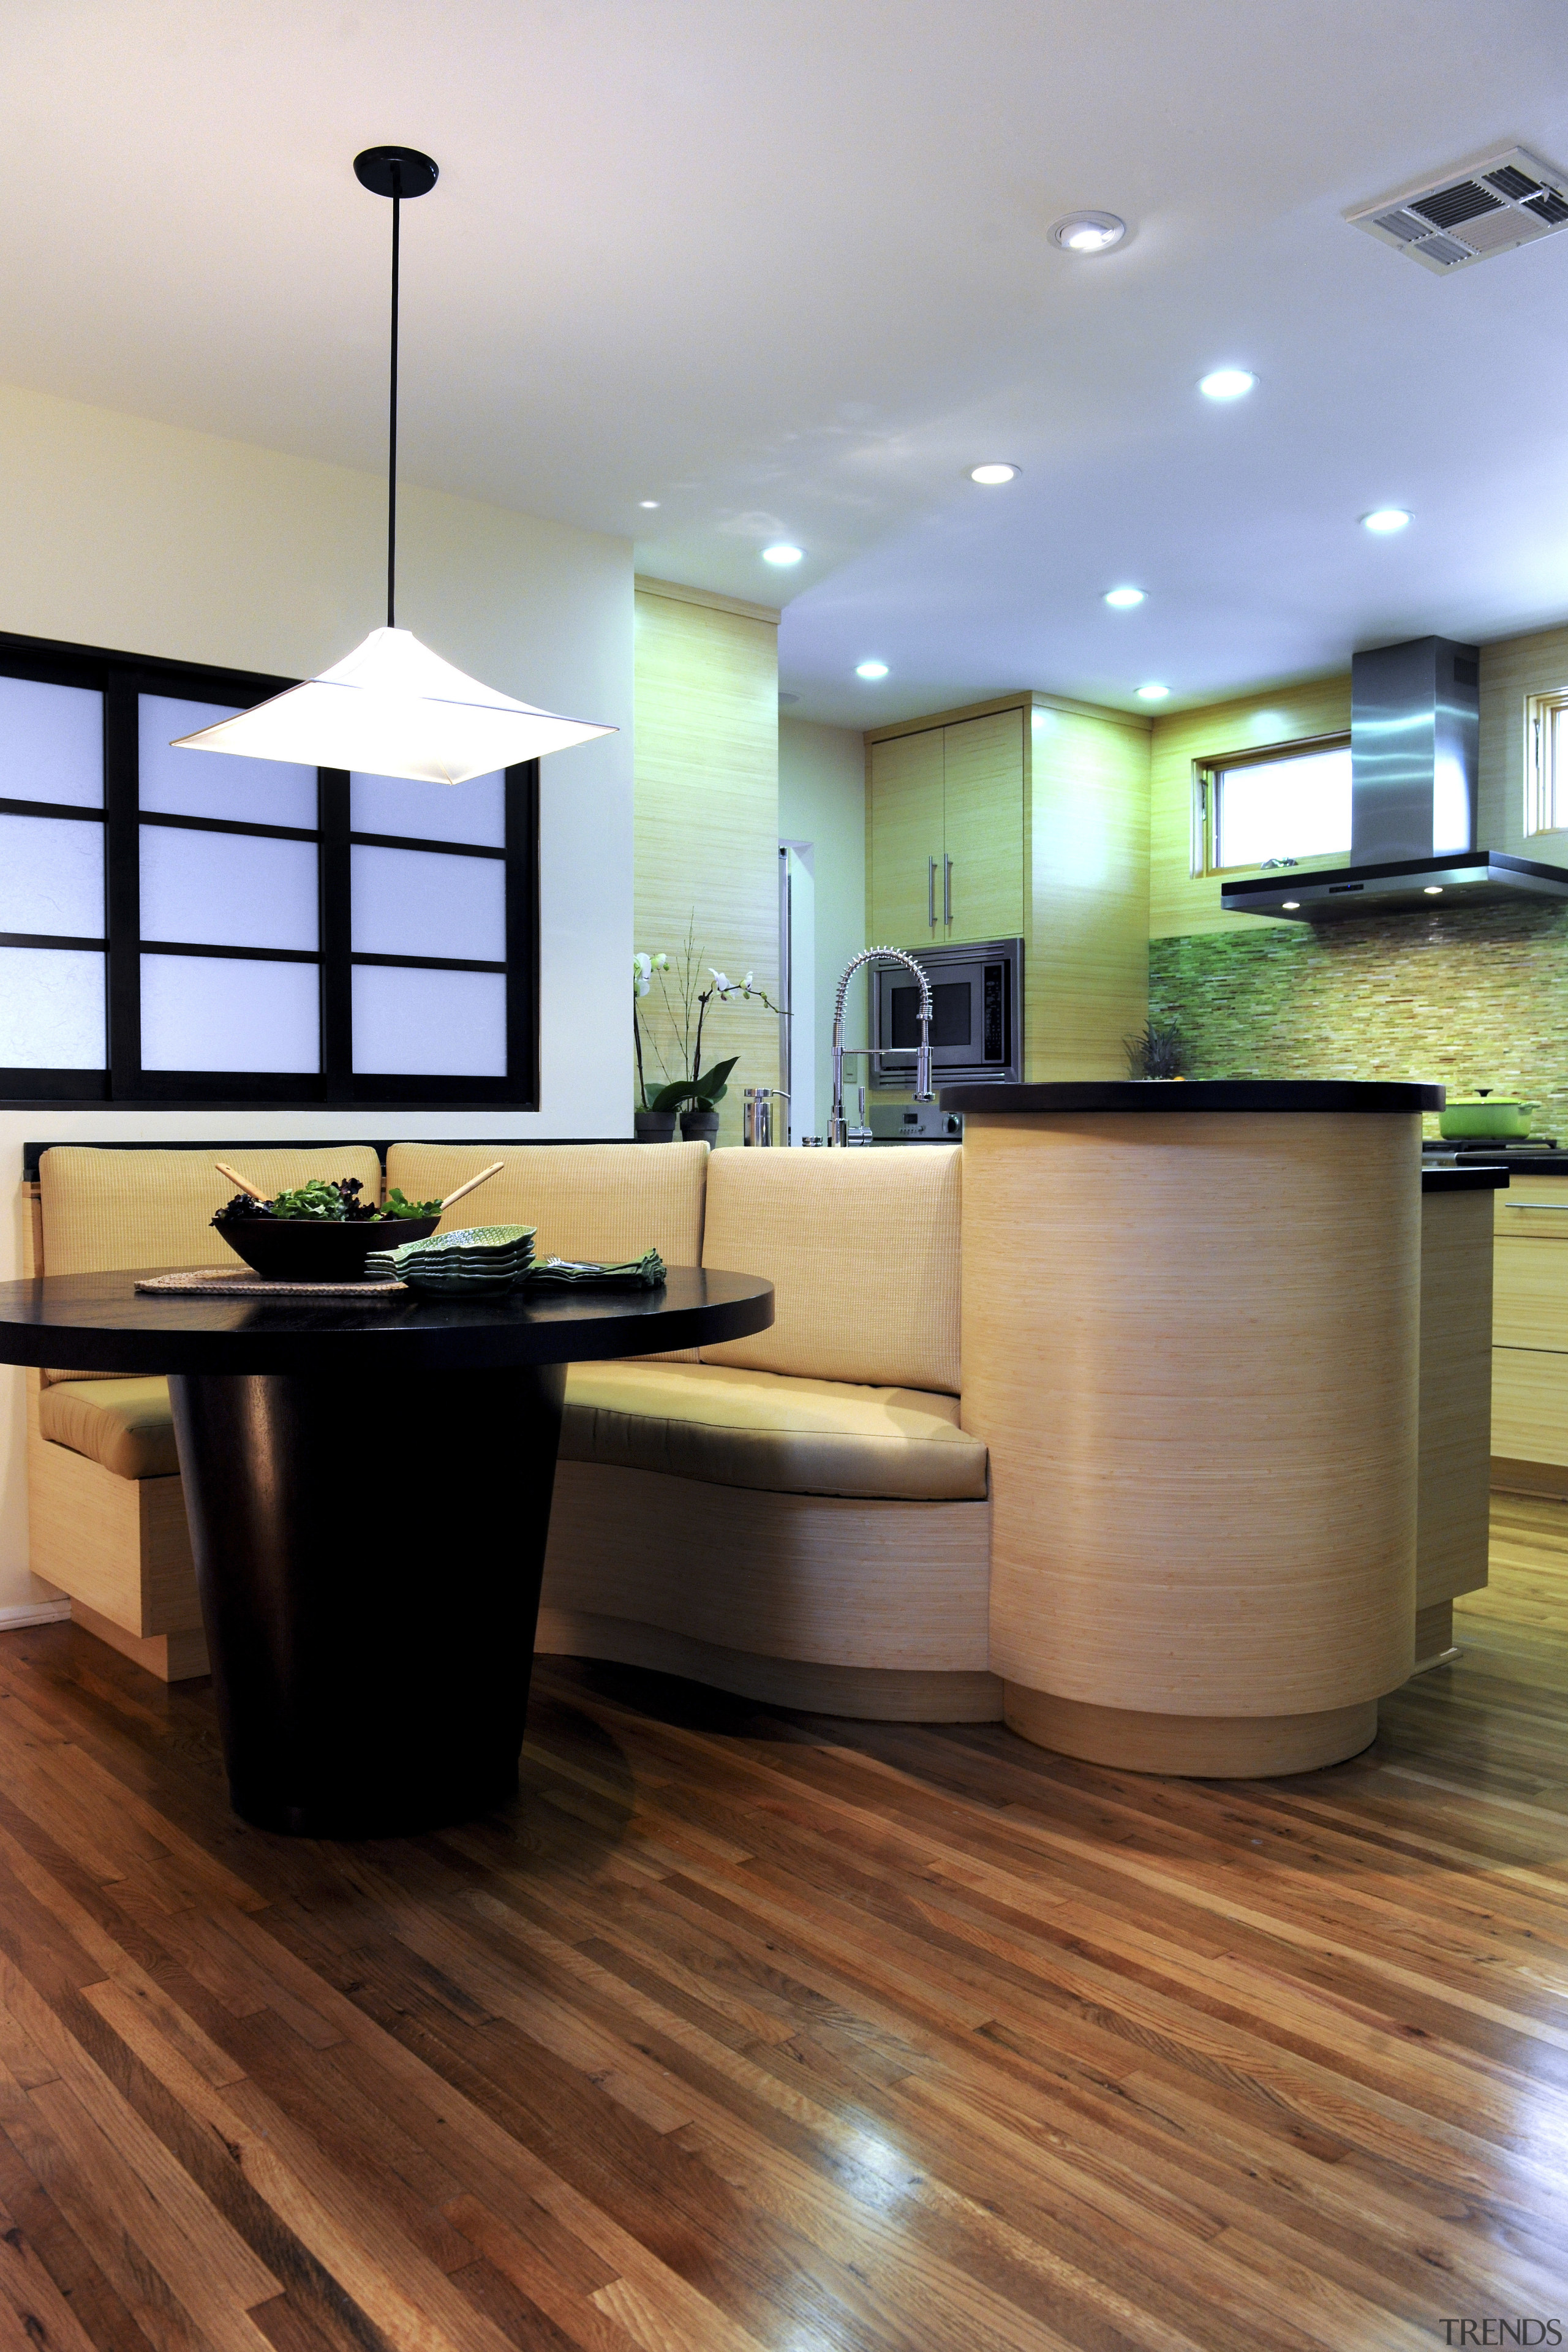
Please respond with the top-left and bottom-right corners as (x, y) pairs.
(436, 1161), (505, 1213)
(214, 1161), (268, 1201)
(214, 1159), (505, 1214)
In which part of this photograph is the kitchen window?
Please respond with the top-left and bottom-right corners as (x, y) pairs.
(0, 631), (537, 1109)
(1196, 737), (1352, 875)
(1526, 690), (1568, 835)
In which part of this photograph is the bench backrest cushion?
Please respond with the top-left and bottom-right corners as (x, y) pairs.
(699, 1145), (961, 1395)
(385, 1141), (707, 1266)
(36, 1145), (386, 1384)
(39, 1146), (386, 1276)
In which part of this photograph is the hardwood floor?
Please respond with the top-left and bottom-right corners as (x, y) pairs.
(0, 1506), (1561, 2350)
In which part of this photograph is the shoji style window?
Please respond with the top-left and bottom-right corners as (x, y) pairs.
(0, 635), (537, 1108)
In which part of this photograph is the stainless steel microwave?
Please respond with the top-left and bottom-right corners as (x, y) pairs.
(869, 937), (1023, 1088)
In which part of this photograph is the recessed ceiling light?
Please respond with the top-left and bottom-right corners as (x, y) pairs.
(638, 499), (660, 509)
(970, 462), (1019, 484)
(856, 660), (889, 680)
(1052, 211), (1126, 254)
(1423, 884), (1443, 894)
(1136, 682), (1170, 701)
(1199, 368), (1256, 401)
(762, 543), (804, 565)
(1361, 508), (1411, 534)
(1104, 586), (1146, 609)
(1281, 900), (1300, 910)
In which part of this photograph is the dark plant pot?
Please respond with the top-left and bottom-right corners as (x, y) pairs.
(679, 1109), (720, 1146)
(633, 1110), (679, 1144)
(213, 1215), (440, 1282)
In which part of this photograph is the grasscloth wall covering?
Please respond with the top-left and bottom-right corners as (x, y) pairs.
(1150, 898), (1568, 1136)
(633, 581), (780, 1145)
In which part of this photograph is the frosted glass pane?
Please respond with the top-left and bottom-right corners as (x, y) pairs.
(1215, 747), (1352, 869)
(352, 965), (506, 1075)
(350, 845), (505, 959)
(0, 676), (102, 808)
(0, 948), (105, 1066)
(141, 954), (319, 1072)
(141, 695), (318, 827)
(351, 768), (504, 846)
(0, 813), (104, 937)
(140, 826), (318, 950)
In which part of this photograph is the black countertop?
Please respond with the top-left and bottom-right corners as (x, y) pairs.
(940, 1080), (1444, 1114)
(1421, 1167), (1509, 1193)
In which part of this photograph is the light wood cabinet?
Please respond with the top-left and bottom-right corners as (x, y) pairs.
(867, 728), (944, 945)
(865, 693), (1150, 1080)
(939, 712), (1024, 940)
(1491, 1179), (1568, 1479)
(867, 708), (1023, 946)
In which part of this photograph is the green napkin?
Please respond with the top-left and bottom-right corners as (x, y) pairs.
(527, 1250), (666, 1289)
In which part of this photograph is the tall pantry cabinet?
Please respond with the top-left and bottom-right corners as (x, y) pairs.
(864, 693), (1150, 1081)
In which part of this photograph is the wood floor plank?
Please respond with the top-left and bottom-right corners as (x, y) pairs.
(0, 1499), (1558, 2346)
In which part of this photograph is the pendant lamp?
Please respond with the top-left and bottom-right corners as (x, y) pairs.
(173, 146), (614, 786)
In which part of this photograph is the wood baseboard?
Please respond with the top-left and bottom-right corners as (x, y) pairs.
(535, 1609), (1003, 1721)
(1002, 1684), (1379, 1776)
(1490, 1456), (1568, 1499)
(70, 1601), (209, 1684)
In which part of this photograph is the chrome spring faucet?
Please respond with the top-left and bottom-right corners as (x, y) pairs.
(829, 947), (933, 1147)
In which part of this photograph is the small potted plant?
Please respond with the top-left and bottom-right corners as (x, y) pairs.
(1124, 1015), (1189, 1080)
(633, 926), (783, 1143)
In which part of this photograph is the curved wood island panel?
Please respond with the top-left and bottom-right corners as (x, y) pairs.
(945, 1080), (1442, 1776)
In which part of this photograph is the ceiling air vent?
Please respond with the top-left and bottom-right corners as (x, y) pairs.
(1347, 145), (1568, 273)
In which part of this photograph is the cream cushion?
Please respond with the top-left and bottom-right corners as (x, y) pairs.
(38, 1144), (386, 1384)
(38, 1378), (178, 1480)
(387, 1140), (709, 1362)
(562, 1360), (986, 1500)
(700, 1145), (962, 1395)
(385, 1140), (707, 1262)
(39, 1146), (386, 1275)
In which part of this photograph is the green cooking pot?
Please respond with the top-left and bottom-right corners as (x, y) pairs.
(1438, 1094), (1536, 1139)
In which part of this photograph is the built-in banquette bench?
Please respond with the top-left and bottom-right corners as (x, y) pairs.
(24, 1142), (997, 1714)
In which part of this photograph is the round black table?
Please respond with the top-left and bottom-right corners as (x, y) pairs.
(0, 1267), (773, 1839)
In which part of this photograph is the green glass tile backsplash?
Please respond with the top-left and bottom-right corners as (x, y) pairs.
(1148, 898), (1568, 1137)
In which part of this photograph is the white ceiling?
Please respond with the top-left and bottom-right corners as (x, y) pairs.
(6, 0), (1568, 724)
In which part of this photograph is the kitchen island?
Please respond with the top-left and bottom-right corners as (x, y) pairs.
(944, 1079), (1443, 1774)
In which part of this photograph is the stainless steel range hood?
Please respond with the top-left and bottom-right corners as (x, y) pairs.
(1221, 636), (1568, 921)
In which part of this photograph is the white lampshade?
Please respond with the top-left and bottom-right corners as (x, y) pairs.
(171, 627), (615, 786)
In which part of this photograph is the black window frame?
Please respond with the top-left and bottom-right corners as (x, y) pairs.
(0, 628), (540, 1111)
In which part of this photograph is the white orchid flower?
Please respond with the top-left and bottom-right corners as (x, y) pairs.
(710, 969), (732, 994)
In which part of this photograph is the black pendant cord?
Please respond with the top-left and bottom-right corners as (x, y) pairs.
(352, 145), (438, 630)
(386, 166), (401, 630)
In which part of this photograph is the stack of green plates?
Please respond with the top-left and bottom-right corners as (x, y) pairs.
(368, 1223), (537, 1297)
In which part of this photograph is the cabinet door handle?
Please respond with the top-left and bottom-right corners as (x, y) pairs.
(927, 858), (937, 928)
(1510, 1203), (1568, 1212)
(943, 856), (952, 925)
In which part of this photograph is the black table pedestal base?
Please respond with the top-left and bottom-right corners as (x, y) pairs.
(168, 1363), (567, 1838)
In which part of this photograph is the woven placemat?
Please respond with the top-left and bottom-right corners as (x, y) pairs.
(134, 1268), (409, 1298)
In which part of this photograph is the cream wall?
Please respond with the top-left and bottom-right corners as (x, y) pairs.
(0, 378), (635, 1611)
(633, 581), (780, 1145)
(778, 716), (867, 1140)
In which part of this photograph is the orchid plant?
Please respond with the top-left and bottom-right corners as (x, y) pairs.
(633, 915), (784, 1112)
